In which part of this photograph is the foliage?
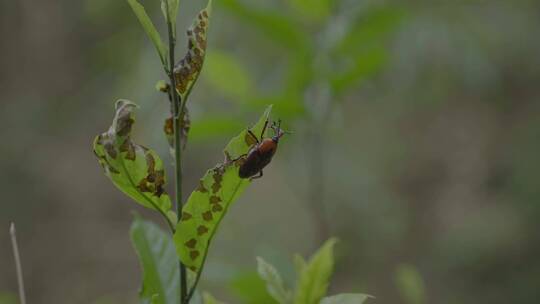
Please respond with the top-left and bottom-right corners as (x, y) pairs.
(173, 106), (272, 272)
(256, 239), (371, 304)
(93, 0), (375, 303)
(126, 0), (167, 68)
(93, 100), (176, 229)
(131, 216), (180, 304)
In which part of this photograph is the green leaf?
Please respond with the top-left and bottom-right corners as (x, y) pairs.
(287, 0), (332, 23)
(202, 292), (223, 304)
(219, 0), (309, 51)
(230, 271), (278, 304)
(173, 0), (212, 100)
(334, 6), (405, 55)
(190, 116), (245, 141)
(330, 47), (388, 96)
(0, 292), (17, 304)
(320, 294), (372, 304)
(293, 238), (338, 304)
(127, 0), (168, 68)
(204, 50), (255, 102)
(161, 0), (180, 36)
(395, 264), (425, 304)
(130, 216), (179, 304)
(93, 100), (176, 229)
(293, 254), (307, 276)
(256, 257), (291, 304)
(173, 106), (272, 272)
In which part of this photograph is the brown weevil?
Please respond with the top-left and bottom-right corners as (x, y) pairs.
(237, 119), (287, 179)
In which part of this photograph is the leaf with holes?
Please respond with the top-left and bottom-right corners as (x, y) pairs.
(93, 100), (176, 229)
(293, 238), (338, 304)
(173, 106), (272, 272)
(131, 216), (179, 304)
(173, 0), (212, 100)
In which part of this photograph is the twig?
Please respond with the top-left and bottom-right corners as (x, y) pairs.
(10, 223), (27, 304)
(163, 0), (188, 302)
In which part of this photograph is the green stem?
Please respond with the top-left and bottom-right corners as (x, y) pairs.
(163, 1), (187, 302)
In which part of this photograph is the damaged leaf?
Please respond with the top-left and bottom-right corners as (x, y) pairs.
(164, 108), (190, 154)
(173, 0), (212, 100)
(173, 106), (272, 272)
(93, 100), (176, 228)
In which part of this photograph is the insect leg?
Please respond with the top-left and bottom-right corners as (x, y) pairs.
(230, 153), (248, 162)
(247, 130), (260, 144)
(250, 170), (264, 180)
(259, 119), (269, 140)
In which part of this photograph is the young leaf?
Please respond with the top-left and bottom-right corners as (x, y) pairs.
(173, 0), (212, 100)
(173, 106), (272, 272)
(293, 238), (338, 304)
(202, 292), (224, 304)
(230, 271), (279, 304)
(161, 0), (180, 36)
(93, 100), (176, 229)
(320, 294), (372, 304)
(130, 216), (179, 304)
(256, 257), (291, 304)
(127, 0), (168, 68)
(293, 254), (307, 276)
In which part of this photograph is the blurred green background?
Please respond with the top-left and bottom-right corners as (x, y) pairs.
(1, 0), (540, 303)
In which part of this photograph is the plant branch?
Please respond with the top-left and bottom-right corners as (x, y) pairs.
(163, 0), (187, 302)
(10, 223), (27, 304)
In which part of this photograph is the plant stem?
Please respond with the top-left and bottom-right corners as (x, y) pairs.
(163, 1), (187, 302)
(10, 223), (27, 304)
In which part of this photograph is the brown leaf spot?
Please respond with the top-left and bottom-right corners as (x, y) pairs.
(211, 170), (223, 193)
(202, 10), (208, 18)
(190, 250), (200, 260)
(119, 139), (136, 160)
(212, 204), (223, 212)
(209, 196), (221, 204)
(197, 180), (208, 193)
(104, 142), (117, 159)
(181, 212), (193, 221)
(189, 266), (197, 271)
(116, 114), (134, 137)
(185, 238), (197, 249)
(197, 225), (209, 236)
(202, 211), (213, 221)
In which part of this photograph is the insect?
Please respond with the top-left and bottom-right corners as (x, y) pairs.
(237, 119), (287, 179)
